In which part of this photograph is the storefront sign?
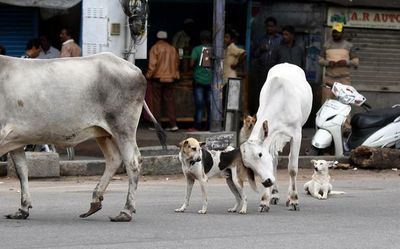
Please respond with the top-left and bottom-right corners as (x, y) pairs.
(328, 7), (400, 30)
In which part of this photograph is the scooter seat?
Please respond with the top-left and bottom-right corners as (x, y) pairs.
(351, 106), (400, 129)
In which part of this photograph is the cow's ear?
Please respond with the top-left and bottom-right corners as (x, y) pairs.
(262, 120), (268, 138)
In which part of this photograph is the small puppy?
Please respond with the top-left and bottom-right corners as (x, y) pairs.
(304, 160), (337, 200)
(175, 137), (256, 214)
(239, 115), (256, 145)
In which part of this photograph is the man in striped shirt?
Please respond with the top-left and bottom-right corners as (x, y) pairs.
(319, 22), (359, 103)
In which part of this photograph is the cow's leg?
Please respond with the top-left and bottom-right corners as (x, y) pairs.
(110, 139), (141, 222)
(259, 187), (271, 212)
(80, 137), (122, 218)
(286, 131), (301, 211)
(5, 148), (32, 219)
(270, 155), (280, 205)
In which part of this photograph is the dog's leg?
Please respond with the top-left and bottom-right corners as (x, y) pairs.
(313, 185), (323, 199)
(198, 177), (208, 214)
(304, 181), (311, 195)
(231, 167), (247, 214)
(175, 175), (195, 212)
(259, 187), (271, 212)
(321, 185), (330, 199)
(226, 169), (241, 213)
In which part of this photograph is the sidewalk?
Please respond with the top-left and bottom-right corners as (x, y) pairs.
(1, 125), (338, 178)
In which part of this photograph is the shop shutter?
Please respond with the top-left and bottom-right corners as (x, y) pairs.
(346, 28), (400, 93)
(0, 6), (38, 57)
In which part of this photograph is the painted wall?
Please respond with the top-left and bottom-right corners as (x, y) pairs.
(82, 0), (147, 60)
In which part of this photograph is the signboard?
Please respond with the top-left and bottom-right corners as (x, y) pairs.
(328, 7), (400, 30)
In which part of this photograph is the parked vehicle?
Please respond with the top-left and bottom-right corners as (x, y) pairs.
(309, 82), (400, 157)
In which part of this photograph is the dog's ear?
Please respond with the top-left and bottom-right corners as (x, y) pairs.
(178, 140), (188, 148)
(311, 159), (317, 165)
(199, 141), (206, 147)
(252, 114), (257, 122)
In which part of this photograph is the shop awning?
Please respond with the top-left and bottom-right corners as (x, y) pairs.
(0, 0), (81, 9)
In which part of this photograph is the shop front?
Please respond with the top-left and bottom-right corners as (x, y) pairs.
(326, 7), (400, 109)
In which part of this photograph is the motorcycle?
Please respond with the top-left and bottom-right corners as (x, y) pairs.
(309, 82), (400, 157)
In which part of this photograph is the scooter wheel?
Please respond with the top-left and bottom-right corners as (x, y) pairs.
(305, 146), (321, 156)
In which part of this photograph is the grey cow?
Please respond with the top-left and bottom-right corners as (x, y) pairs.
(0, 52), (165, 222)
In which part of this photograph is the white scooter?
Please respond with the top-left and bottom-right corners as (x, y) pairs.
(310, 82), (400, 157)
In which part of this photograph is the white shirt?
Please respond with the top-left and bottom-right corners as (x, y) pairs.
(38, 46), (60, 59)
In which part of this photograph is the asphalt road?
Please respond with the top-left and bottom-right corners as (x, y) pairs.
(0, 169), (399, 249)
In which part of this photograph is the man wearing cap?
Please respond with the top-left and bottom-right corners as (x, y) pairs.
(319, 22), (359, 103)
(146, 31), (180, 132)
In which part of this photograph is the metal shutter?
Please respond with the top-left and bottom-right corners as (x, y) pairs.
(0, 6), (38, 57)
(346, 28), (400, 93)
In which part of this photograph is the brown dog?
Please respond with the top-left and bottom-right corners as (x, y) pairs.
(239, 115), (256, 145)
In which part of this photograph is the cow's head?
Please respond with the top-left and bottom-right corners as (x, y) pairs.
(240, 120), (275, 188)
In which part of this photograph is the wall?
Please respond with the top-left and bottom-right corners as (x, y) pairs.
(82, 0), (147, 60)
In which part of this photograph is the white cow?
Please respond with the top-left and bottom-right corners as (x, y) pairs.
(0, 52), (165, 221)
(240, 63), (312, 211)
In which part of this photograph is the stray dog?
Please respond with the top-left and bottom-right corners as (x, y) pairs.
(304, 160), (340, 199)
(175, 137), (256, 214)
(239, 115), (256, 145)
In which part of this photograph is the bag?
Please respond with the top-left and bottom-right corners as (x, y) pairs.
(199, 47), (212, 68)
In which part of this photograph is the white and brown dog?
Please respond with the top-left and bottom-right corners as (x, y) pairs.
(239, 115), (256, 145)
(175, 137), (256, 214)
(304, 160), (339, 200)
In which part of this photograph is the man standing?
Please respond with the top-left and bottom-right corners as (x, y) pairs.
(250, 16), (282, 114)
(146, 31), (180, 132)
(276, 25), (305, 69)
(38, 35), (60, 59)
(319, 22), (359, 103)
(59, 28), (81, 57)
(223, 29), (246, 84)
(189, 30), (213, 131)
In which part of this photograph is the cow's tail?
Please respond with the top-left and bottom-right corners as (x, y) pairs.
(143, 101), (167, 149)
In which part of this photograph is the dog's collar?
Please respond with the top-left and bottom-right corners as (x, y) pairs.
(189, 158), (201, 165)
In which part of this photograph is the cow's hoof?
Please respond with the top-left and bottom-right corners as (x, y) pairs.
(238, 209), (247, 214)
(109, 211), (132, 222)
(286, 200), (300, 211)
(258, 204), (270, 212)
(270, 197), (279, 205)
(227, 208), (237, 213)
(79, 202), (102, 218)
(5, 209), (29, 219)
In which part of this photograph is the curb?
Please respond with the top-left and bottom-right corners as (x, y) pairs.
(0, 155), (349, 178)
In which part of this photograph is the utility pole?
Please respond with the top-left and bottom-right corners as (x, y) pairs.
(210, 0), (225, 132)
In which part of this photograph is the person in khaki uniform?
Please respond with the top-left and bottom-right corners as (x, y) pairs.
(146, 31), (180, 131)
(319, 22), (359, 133)
(223, 29), (246, 84)
(319, 22), (359, 103)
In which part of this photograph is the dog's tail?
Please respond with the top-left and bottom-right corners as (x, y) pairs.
(330, 190), (346, 195)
